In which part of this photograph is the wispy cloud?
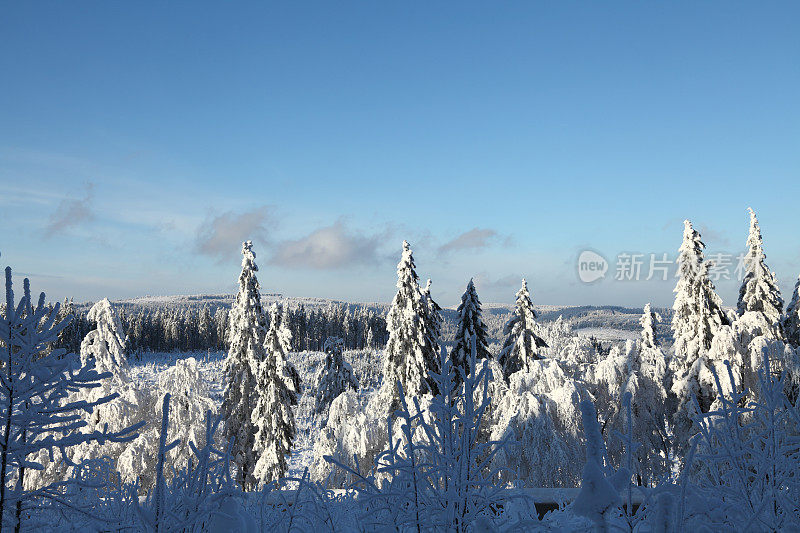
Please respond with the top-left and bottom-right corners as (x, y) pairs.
(43, 182), (95, 238)
(269, 220), (387, 270)
(195, 206), (274, 262)
(474, 272), (522, 291)
(438, 227), (509, 255)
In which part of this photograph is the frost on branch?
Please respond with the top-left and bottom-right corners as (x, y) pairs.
(0, 268), (140, 530)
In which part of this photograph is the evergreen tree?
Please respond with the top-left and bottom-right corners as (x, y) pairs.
(451, 279), (491, 384)
(498, 279), (547, 380)
(784, 275), (800, 347)
(80, 298), (129, 379)
(379, 241), (440, 411)
(422, 279), (443, 350)
(251, 303), (299, 485)
(639, 303), (660, 350)
(671, 220), (728, 379)
(737, 208), (784, 336)
(670, 220), (728, 453)
(221, 241), (267, 490)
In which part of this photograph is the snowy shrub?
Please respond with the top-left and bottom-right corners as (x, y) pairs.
(682, 348), (800, 530)
(313, 337), (358, 422)
(310, 389), (377, 488)
(490, 359), (583, 488)
(117, 356), (215, 492)
(324, 338), (511, 530)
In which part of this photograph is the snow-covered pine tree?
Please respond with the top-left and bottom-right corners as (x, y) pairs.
(451, 279), (491, 384)
(784, 276), (800, 347)
(422, 279), (443, 351)
(221, 241), (267, 490)
(670, 220), (728, 454)
(314, 337), (358, 420)
(498, 279), (547, 380)
(737, 208), (784, 338)
(251, 303), (299, 486)
(379, 241), (440, 412)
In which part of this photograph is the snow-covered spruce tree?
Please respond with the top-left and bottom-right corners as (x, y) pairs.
(266, 303), (301, 399)
(314, 337), (358, 420)
(221, 241), (267, 490)
(44, 298), (150, 493)
(378, 241), (440, 414)
(0, 269), (140, 531)
(250, 303), (299, 486)
(451, 279), (491, 385)
(421, 279), (443, 351)
(498, 279), (547, 380)
(639, 303), (660, 351)
(782, 275), (800, 348)
(670, 220), (728, 452)
(81, 298), (129, 380)
(737, 208), (784, 341)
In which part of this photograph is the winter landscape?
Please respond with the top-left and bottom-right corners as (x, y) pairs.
(2, 2), (799, 532)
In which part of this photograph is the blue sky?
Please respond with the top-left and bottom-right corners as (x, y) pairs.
(1, 1), (798, 308)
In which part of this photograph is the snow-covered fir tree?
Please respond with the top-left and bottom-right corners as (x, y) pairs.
(378, 241), (440, 412)
(314, 337), (358, 420)
(451, 279), (491, 384)
(670, 220), (728, 453)
(268, 303), (301, 396)
(422, 279), (443, 350)
(498, 279), (547, 380)
(221, 241), (267, 490)
(251, 303), (299, 485)
(784, 275), (800, 347)
(737, 208), (784, 339)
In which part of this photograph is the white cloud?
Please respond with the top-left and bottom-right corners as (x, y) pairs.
(269, 220), (386, 270)
(438, 227), (508, 255)
(195, 206), (274, 261)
